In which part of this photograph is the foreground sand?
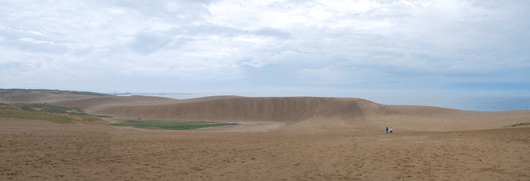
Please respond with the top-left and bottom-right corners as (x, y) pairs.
(1, 91), (529, 180)
(1, 118), (529, 180)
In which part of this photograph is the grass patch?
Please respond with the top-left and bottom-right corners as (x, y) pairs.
(67, 112), (111, 122)
(95, 115), (113, 118)
(68, 112), (99, 122)
(111, 119), (238, 130)
(502, 122), (530, 128)
(41, 107), (67, 113)
(0, 103), (19, 110)
(16, 103), (83, 113)
(15, 104), (37, 112)
(0, 109), (74, 123)
(1, 102), (109, 124)
(0, 89), (30, 97)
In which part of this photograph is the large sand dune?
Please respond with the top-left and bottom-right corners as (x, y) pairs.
(2, 91), (528, 131)
(1, 91), (529, 180)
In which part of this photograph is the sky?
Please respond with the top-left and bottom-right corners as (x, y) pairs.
(1, 0), (529, 110)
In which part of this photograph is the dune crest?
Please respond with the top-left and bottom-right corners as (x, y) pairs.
(2, 92), (529, 131)
(91, 97), (382, 123)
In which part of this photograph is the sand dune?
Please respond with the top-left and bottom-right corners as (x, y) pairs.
(1, 117), (529, 180)
(90, 97), (374, 124)
(1, 91), (530, 180)
(2, 92), (529, 131)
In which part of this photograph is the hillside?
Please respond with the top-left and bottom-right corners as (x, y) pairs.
(1, 90), (529, 131)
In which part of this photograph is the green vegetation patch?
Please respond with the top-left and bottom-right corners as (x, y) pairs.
(3, 103), (112, 123)
(0, 103), (16, 109)
(0, 89), (30, 97)
(0, 102), (110, 123)
(68, 112), (99, 122)
(68, 112), (111, 122)
(17, 103), (82, 113)
(15, 104), (37, 112)
(95, 115), (113, 118)
(111, 119), (238, 130)
(0, 109), (74, 123)
(15, 103), (83, 113)
(502, 122), (530, 128)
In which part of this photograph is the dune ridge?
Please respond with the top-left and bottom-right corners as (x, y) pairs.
(0, 92), (423, 120)
(2, 92), (529, 131)
(3, 91), (530, 180)
(91, 97), (381, 124)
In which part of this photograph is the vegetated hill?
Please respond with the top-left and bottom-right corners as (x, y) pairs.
(0, 89), (112, 103)
(0, 92), (49, 103)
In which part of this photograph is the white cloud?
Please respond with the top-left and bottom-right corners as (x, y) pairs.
(0, 0), (528, 94)
(19, 37), (54, 44)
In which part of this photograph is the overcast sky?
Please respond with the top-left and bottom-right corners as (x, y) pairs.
(1, 0), (529, 100)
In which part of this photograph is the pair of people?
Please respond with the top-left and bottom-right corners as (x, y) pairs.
(385, 126), (393, 133)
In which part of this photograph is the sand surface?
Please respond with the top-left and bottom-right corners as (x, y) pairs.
(1, 91), (529, 180)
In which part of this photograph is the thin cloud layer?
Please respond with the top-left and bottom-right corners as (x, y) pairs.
(0, 0), (528, 95)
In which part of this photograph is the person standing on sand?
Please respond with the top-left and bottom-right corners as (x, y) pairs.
(390, 127), (393, 133)
(386, 127), (389, 133)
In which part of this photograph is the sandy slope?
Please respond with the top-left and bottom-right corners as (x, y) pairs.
(2, 92), (528, 131)
(1, 118), (529, 180)
(1, 92), (529, 180)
